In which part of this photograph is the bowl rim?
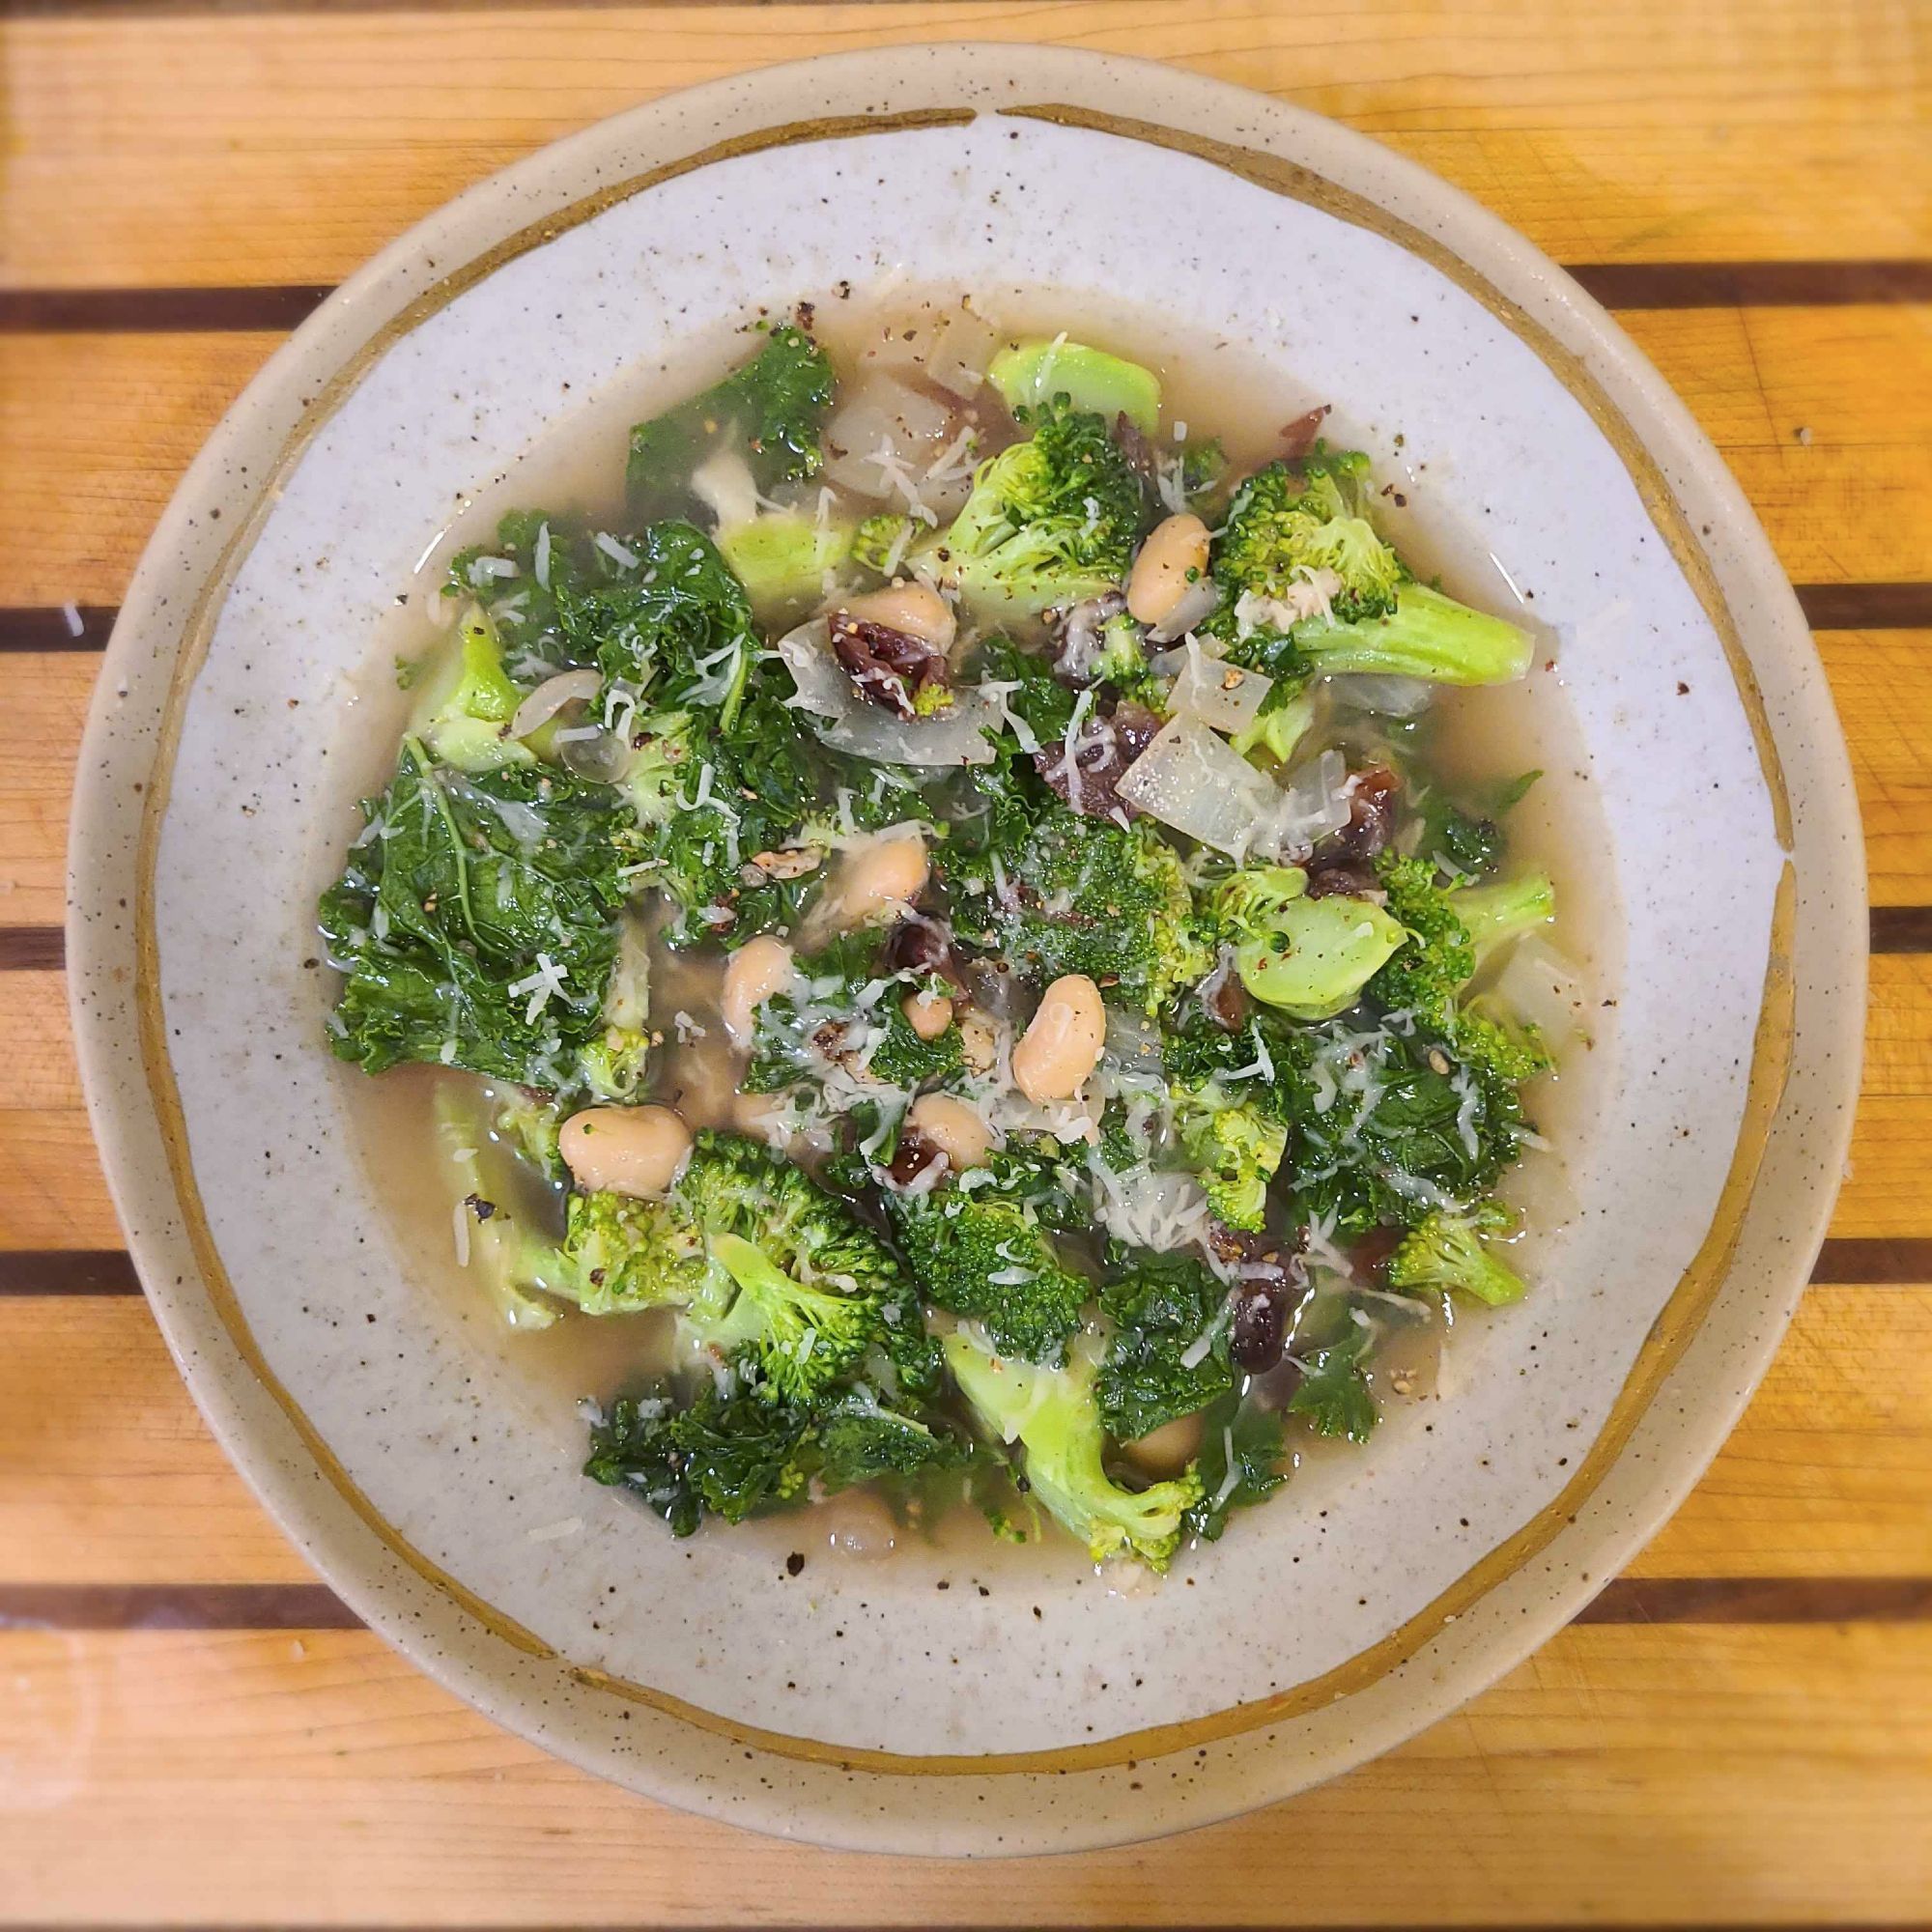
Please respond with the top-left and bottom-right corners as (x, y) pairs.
(67, 40), (1864, 1846)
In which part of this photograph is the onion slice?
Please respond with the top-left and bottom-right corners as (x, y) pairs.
(1489, 935), (1589, 1058)
(777, 620), (1000, 767)
(1116, 717), (1282, 859)
(1167, 641), (1273, 735)
(508, 668), (602, 742)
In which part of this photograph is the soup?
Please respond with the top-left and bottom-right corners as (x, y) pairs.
(318, 292), (1605, 1575)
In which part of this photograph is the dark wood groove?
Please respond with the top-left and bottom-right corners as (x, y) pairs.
(1569, 260), (1932, 307)
(7, 585), (1923, 658)
(0, 603), (114, 650)
(0, 1250), (142, 1295)
(0, 926), (64, 971)
(1871, 907), (1932, 954)
(5, 1236), (1924, 1298)
(1795, 582), (1932, 630)
(4, 260), (1931, 337)
(6, 1576), (1930, 1634)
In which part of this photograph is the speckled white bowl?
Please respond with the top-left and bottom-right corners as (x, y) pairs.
(69, 45), (1862, 1853)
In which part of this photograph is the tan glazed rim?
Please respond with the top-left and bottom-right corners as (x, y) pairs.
(123, 90), (1796, 1777)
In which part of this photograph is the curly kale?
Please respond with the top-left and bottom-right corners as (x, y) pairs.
(318, 740), (640, 1094)
(1096, 1249), (1236, 1443)
(1183, 1391), (1289, 1543)
(941, 755), (1208, 1012)
(627, 324), (836, 519)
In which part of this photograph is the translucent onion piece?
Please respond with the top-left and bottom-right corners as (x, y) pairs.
(690, 446), (760, 529)
(924, 308), (1000, 398)
(1168, 643), (1273, 735)
(1490, 935), (1589, 1057)
(1325, 672), (1435, 719)
(1146, 574), (1222, 644)
(1269, 747), (1354, 856)
(507, 668), (602, 742)
(822, 378), (953, 499)
(1116, 716), (1282, 859)
(776, 620), (1000, 767)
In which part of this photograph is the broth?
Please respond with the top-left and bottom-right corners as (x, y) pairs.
(326, 287), (1619, 1571)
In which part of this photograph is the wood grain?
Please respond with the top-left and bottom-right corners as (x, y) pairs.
(2, 1289), (1926, 1590)
(2, 1621), (1930, 1924)
(5, 1), (1930, 291)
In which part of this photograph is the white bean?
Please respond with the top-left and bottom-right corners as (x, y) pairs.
(840, 582), (957, 654)
(957, 1009), (999, 1073)
(907, 1093), (993, 1171)
(900, 987), (954, 1041)
(720, 935), (795, 1045)
(1011, 974), (1107, 1103)
(559, 1105), (693, 1199)
(829, 831), (929, 928)
(1120, 1411), (1205, 1477)
(1126, 512), (1211, 628)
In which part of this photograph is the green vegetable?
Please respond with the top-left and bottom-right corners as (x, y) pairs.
(410, 605), (530, 773)
(318, 740), (636, 1094)
(1183, 1392), (1288, 1543)
(986, 338), (1163, 435)
(1212, 449), (1405, 626)
(1388, 1203), (1527, 1306)
(1210, 866), (1406, 1019)
(1170, 1080), (1290, 1231)
(1286, 1321), (1378, 1443)
(432, 1089), (560, 1331)
(715, 512), (853, 620)
(1095, 1250), (1236, 1443)
(937, 399), (1146, 615)
(944, 762), (1208, 1012)
(627, 325), (836, 518)
(944, 1332), (1203, 1571)
(585, 1384), (811, 1533)
(885, 1151), (1094, 1365)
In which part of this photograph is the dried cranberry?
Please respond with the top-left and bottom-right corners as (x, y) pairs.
(829, 611), (952, 722)
(1350, 1226), (1404, 1284)
(1231, 1282), (1290, 1373)
(1311, 764), (1401, 874)
(1201, 959), (1251, 1032)
(888, 1128), (943, 1188)
(1114, 412), (1156, 483)
(1035, 698), (1161, 822)
(884, 915), (969, 993)
(1304, 863), (1380, 900)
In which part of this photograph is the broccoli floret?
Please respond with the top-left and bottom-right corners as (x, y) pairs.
(547, 1187), (712, 1315)
(1372, 853), (1556, 1079)
(945, 779), (1208, 1012)
(1388, 1203), (1527, 1307)
(1170, 1081), (1290, 1231)
(1208, 447), (1533, 689)
(885, 1151), (1094, 1365)
(409, 604), (531, 773)
(944, 1333), (1202, 1571)
(491, 1087), (568, 1183)
(937, 399), (1146, 616)
(1096, 1250), (1236, 1443)
(627, 324), (836, 518)
(850, 511), (917, 577)
(1231, 686), (1317, 767)
(1209, 865), (1406, 1019)
(987, 339), (1162, 434)
(675, 1132), (940, 1400)
(1212, 451), (1405, 627)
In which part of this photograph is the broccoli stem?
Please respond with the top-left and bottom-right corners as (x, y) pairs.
(1455, 871), (1556, 968)
(1302, 582), (1534, 687)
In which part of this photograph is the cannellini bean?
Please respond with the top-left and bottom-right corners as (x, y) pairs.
(829, 831), (929, 928)
(840, 582), (957, 655)
(901, 987), (954, 1041)
(1011, 974), (1106, 1103)
(907, 1093), (993, 1171)
(720, 935), (795, 1045)
(559, 1105), (693, 1199)
(1120, 1411), (1206, 1477)
(1126, 513), (1211, 628)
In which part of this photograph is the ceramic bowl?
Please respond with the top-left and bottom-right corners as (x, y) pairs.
(68, 44), (1862, 1854)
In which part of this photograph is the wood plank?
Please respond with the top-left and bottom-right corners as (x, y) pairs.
(2, 1289), (1925, 1589)
(1, 1621), (1929, 1923)
(5, 1), (1930, 291)
(0, 651), (95, 930)
(4, 309), (1931, 610)
(0, 972), (81, 1111)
